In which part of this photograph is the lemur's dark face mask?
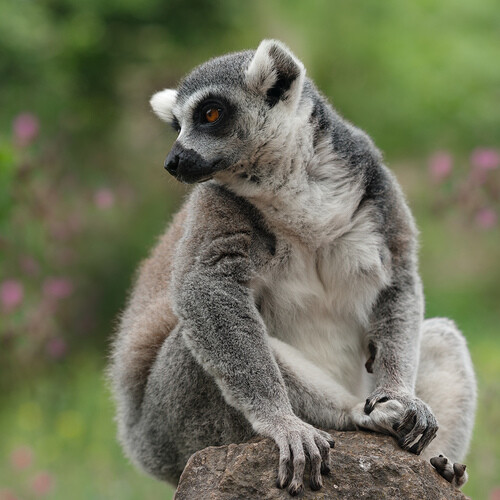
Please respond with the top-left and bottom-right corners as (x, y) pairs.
(164, 142), (224, 184)
(164, 98), (236, 184)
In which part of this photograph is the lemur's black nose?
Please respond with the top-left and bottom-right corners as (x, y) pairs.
(164, 150), (179, 175)
(163, 142), (221, 183)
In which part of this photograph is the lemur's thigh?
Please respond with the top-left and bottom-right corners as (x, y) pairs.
(131, 329), (357, 483)
(132, 325), (254, 483)
(416, 318), (476, 462)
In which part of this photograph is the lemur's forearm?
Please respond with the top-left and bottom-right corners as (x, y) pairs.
(175, 255), (294, 426)
(360, 264), (437, 454)
(368, 272), (423, 393)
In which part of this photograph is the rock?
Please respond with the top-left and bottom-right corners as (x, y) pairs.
(174, 430), (469, 499)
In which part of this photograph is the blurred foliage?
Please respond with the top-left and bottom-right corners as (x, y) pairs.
(0, 0), (499, 499)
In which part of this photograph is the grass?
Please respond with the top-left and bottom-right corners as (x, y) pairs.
(0, 355), (174, 500)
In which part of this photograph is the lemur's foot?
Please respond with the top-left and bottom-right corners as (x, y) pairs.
(430, 455), (468, 488)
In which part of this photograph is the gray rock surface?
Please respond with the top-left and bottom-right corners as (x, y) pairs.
(174, 430), (469, 499)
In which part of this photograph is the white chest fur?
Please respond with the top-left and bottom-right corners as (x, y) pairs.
(252, 205), (392, 398)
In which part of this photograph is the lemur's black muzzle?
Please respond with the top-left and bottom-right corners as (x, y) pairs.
(164, 142), (221, 184)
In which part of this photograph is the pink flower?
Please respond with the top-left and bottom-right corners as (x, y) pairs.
(94, 188), (115, 209)
(470, 148), (500, 171)
(1, 280), (24, 312)
(46, 338), (68, 360)
(10, 445), (34, 470)
(42, 277), (73, 300)
(13, 113), (39, 147)
(428, 151), (453, 183)
(490, 487), (500, 500)
(30, 471), (54, 496)
(475, 208), (497, 229)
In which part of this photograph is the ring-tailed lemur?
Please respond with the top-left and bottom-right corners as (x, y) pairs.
(109, 40), (476, 496)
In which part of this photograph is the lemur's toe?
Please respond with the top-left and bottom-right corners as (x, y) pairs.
(430, 456), (468, 487)
(453, 463), (466, 478)
(452, 463), (468, 487)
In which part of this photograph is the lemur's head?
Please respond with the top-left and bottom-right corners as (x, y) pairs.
(150, 40), (309, 184)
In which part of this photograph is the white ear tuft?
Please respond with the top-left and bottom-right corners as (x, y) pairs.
(246, 40), (279, 92)
(150, 89), (178, 122)
(245, 39), (305, 108)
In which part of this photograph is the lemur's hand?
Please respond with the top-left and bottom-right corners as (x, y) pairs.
(256, 414), (334, 496)
(362, 388), (438, 455)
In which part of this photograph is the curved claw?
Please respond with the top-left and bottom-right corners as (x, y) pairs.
(399, 404), (438, 453)
(288, 438), (306, 496)
(413, 422), (438, 454)
(276, 444), (293, 489)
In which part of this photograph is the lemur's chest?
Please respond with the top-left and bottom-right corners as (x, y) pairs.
(252, 225), (391, 397)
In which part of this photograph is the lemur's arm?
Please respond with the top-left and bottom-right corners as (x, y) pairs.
(172, 188), (333, 494)
(367, 266), (422, 392)
(363, 243), (438, 455)
(177, 230), (292, 424)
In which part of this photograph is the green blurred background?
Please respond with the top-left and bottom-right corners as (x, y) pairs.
(1, 1), (499, 498)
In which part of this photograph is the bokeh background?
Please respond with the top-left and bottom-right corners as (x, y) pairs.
(1, 1), (499, 498)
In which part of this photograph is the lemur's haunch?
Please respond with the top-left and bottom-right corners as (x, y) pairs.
(109, 40), (476, 495)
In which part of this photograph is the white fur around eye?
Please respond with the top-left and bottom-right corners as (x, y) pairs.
(150, 89), (178, 122)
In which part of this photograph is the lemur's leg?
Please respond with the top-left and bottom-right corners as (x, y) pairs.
(121, 324), (254, 484)
(352, 318), (476, 487)
(123, 328), (358, 485)
(417, 318), (476, 487)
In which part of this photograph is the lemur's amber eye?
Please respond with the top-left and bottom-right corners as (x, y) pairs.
(205, 108), (221, 123)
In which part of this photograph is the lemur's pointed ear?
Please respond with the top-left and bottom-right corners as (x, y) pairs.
(150, 89), (178, 122)
(245, 40), (305, 108)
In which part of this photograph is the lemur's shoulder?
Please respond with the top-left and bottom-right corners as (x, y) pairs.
(135, 183), (272, 286)
(361, 164), (419, 265)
